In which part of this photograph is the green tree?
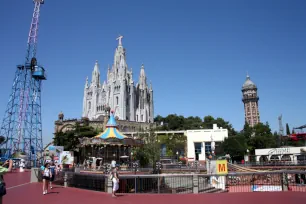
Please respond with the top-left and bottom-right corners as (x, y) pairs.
(203, 116), (237, 136)
(184, 116), (203, 129)
(158, 134), (186, 157)
(286, 123), (291, 136)
(133, 129), (160, 167)
(241, 123), (253, 140)
(221, 135), (247, 161)
(247, 122), (276, 153)
(202, 115), (215, 129)
(53, 123), (98, 151)
(154, 115), (164, 124)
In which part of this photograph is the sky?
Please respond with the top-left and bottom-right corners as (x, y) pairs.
(0, 0), (306, 145)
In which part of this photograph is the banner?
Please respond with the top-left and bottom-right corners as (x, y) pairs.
(45, 146), (64, 164)
(59, 151), (74, 165)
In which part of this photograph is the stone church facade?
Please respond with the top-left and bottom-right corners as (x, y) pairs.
(54, 36), (155, 134)
(82, 35), (154, 123)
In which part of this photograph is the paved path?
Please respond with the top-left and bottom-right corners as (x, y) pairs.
(5, 170), (30, 188)
(3, 171), (306, 204)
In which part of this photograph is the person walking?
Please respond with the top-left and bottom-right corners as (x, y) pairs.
(0, 160), (13, 204)
(42, 163), (52, 195)
(111, 165), (120, 197)
(49, 162), (56, 189)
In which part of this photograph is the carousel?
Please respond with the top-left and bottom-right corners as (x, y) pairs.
(79, 111), (143, 168)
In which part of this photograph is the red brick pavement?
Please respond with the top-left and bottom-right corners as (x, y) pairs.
(3, 172), (306, 204)
(5, 170), (30, 188)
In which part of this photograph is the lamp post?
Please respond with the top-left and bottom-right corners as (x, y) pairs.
(132, 161), (138, 175)
(246, 149), (249, 164)
(178, 161), (182, 171)
(176, 151), (179, 162)
(103, 163), (111, 174)
(194, 161), (199, 173)
(156, 161), (162, 174)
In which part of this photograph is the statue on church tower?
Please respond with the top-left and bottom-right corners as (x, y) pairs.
(116, 35), (123, 46)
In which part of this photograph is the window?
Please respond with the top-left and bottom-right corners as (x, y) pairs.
(205, 142), (211, 154)
(194, 143), (202, 154)
(136, 115), (138, 121)
(116, 96), (119, 105)
(141, 115), (143, 121)
(88, 101), (91, 109)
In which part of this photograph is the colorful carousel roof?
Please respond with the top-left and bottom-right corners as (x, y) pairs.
(94, 113), (126, 140)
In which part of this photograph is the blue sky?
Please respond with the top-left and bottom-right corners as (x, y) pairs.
(0, 0), (306, 145)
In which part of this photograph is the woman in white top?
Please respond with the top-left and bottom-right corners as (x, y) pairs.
(42, 163), (52, 195)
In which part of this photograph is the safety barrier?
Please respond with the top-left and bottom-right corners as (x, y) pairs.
(36, 169), (306, 194)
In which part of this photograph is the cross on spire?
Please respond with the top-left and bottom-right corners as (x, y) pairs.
(116, 35), (123, 46)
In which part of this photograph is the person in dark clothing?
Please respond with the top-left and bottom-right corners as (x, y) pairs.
(49, 162), (56, 189)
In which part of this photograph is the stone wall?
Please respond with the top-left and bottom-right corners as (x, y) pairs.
(54, 117), (156, 134)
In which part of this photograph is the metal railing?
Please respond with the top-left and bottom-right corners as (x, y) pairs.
(48, 170), (306, 194)
(117, 174), (193, 194)
(234, 161), (306, 167)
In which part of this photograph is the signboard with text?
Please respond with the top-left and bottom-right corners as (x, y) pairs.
(216, 160), (228, 175)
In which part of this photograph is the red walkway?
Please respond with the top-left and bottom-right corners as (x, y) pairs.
(3, 171), (306, 204)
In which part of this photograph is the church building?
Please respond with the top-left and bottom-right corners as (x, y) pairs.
(82, 36), (154, 123)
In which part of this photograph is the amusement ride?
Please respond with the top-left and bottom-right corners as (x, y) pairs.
(0, 0), (46, 167)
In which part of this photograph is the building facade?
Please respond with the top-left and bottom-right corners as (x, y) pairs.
(82, 36), (154, 123)
(242, 74), (260, 127)
(255, 146), (306, 163)
(186, 124), (228, 164)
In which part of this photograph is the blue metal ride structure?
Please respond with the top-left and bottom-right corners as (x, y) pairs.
(0, 0), (46, 167)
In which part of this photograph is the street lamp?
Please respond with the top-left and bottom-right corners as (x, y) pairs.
(176, 151), (179, 161)
(103, 163), (111, 174)
(194, 161), (199, 173)
(156, 161), (162, 174)
(132, 161), (138, 175)
(178, 161), (182, 171)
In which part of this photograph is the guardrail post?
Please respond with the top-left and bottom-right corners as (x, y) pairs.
(281, 172), (288, 191)
(74, 167), (80, 173)
(106, 177), (113, 193)
(193, 175), (199, 194)
(135, 177), (137, 194)
(30, 168), (39, 183)
(64, 172), (68, 187)
(157, 175), (160, 194)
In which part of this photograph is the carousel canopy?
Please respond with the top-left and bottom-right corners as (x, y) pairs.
(95, 113), (126, 139)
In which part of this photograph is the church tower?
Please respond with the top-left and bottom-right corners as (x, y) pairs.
(242, 74), (260, 127)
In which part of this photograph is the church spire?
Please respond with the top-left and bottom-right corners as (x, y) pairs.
(139, 64), (147, 89)
(85, 76), (89, 88)
(91, 60), (100, 86)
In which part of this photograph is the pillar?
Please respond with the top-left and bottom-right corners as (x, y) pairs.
(192, 175), (199, 194)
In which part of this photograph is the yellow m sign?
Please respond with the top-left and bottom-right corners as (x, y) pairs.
(216, 160), (228, 175)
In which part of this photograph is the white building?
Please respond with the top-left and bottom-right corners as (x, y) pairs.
(82, 35), (154, 123)
(255, 146), (306, 162)
(186, 124), (228, 163)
